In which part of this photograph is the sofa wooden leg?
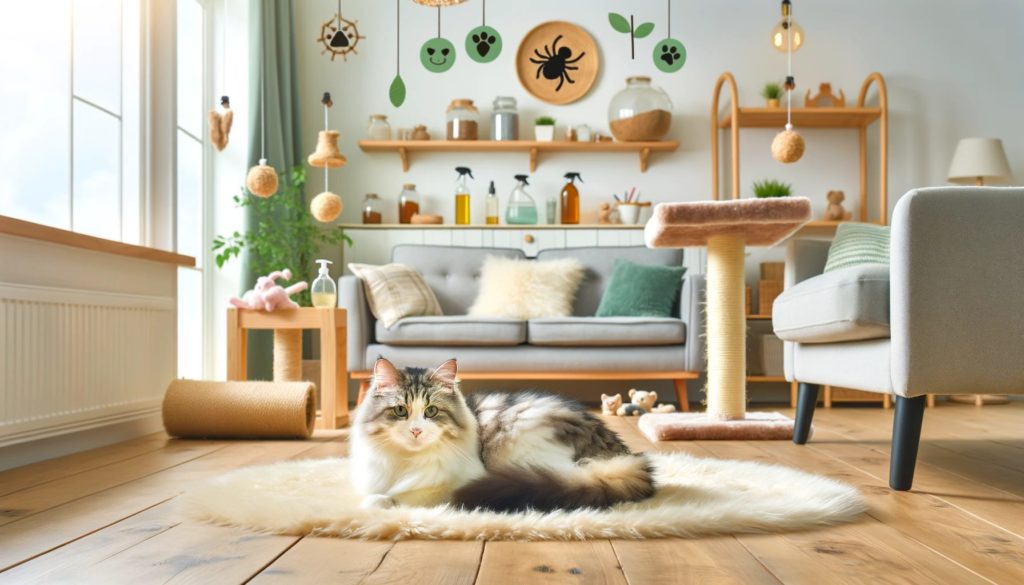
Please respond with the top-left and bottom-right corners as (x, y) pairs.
(793, 382), (819, 445)
(890, 395), (927, 491)
(356, 379), (371, 406)
(672, 379), (690, 412)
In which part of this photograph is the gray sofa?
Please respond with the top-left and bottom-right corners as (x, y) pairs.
(340, 245), (705, 403)
(773, 187), (1024, 490)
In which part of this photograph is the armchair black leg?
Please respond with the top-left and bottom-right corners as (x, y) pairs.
(890, 395), (927, 491)
(793, 383), (820, 445)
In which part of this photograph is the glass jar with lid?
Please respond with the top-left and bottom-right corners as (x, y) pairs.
(362, 193), (383, 224)
(607, 76), (673, 142)
(491, 96), (518, 141)
(398, 183), (420, 224)
(446, 99), (479, 141)
(367, 114), (391, 140)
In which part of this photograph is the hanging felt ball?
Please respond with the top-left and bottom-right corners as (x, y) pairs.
(310, 191), (343, 223)
(771, 125), (805, 164)
(246, 159), (278, 197)
(307, 130), (347, 168)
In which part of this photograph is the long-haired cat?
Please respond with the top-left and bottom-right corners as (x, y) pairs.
(350, 357), (655, 511)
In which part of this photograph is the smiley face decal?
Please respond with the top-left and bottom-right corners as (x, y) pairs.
(420, 37), (456, 73)
(465, 25), (502, 63)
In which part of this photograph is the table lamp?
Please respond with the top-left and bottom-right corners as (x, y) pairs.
(947, 138), (1012, 186)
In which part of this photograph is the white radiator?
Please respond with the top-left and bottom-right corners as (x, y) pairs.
(0, 283), (176, 447)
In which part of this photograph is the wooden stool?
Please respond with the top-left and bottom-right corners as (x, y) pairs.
(227, 308), (349, 429)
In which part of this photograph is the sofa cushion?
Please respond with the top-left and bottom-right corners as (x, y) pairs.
(347, 263), (443, 328)
(536, 247), (684, 316)
(824, 222), (890, 273)
(375, 316), (526, 346)
(391, 245), (526, 315)
(773, 264), (890, 343)
(468, 256), (585, 320)
(596, 259), (687, 317)
(528, 317), (686, 346)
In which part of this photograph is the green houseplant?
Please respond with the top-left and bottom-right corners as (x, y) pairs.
(213, 165), (352, 307)
(534, 116), (556, 142)
(752, 178), (793, 198)
(761, 82), (783, 108)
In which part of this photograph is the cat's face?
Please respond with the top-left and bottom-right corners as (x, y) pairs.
(359, 358), (471, 452)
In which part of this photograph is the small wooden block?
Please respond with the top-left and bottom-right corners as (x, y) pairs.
(760, 262), (785, 281)
(758, 280), (784, 315)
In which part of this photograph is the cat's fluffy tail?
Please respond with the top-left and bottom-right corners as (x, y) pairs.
(452, 454), (655, 512)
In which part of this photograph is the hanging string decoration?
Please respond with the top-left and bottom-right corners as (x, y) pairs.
(389, 0), (406, 107)
(209, 13), (233, 150)
(317, 0), (365, 62)
(466, 0), (502, 63)
(653, 0), (686, 73)
(608, 12), (654, 60)
(421, 6), (456, 73)
(770, 0), (805, 164)
(246, 28), (278, 198)
(308, 92), (344, 223)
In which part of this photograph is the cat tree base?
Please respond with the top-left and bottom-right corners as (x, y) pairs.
(644, 198), (811, 438)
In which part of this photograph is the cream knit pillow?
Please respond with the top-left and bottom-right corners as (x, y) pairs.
(348, 263), (443, 328)
(468, 256), (585, 320)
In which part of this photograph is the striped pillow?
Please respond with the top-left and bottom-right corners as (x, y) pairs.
(823, 222), (890, 273)
(348, 263), (443, 327)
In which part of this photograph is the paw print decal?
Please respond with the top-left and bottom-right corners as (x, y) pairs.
(465, 25), (502, 63)
(653, 38), (686, 73)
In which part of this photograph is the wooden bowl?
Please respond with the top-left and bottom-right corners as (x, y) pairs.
(516, 21), (599, 105)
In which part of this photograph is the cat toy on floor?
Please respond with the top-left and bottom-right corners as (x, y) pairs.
(307, 92), (344, 223)
(317, 0), (365, 62)
(770, 0), (805, 164)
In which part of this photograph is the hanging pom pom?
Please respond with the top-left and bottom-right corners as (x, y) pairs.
(310, 191), (343, 223)
(246, 158), (279, 197)
(771, 124), (805, 164)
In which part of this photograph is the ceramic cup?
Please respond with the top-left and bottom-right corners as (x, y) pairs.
(618, 203), (641, 225)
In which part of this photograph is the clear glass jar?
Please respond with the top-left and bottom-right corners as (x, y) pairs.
(398, 184), (420, 224)
(362, 193), (383, 224)
(608, 76), (673, 142)
(446, 99), (479, 141)
(491, 96), (519, 141)
(367, 114), (391, 140)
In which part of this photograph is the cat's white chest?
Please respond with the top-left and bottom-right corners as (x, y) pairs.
(351, 435), (485, 506)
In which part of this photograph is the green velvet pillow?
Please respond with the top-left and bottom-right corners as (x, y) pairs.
(595, 259), (687, 317)
(823, 222), (890, 272)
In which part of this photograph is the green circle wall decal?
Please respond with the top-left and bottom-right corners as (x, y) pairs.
(466, 25), (502, 63)
(421, 37), (456, 72)
(654, 37), (686, 73)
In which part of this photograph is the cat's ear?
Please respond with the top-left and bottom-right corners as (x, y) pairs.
(429, 358), (458, 388)
(372, 358), (402, 391)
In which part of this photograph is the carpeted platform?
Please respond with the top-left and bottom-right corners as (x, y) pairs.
(181, 452), (864, 541)
(638, 412), (805, 441)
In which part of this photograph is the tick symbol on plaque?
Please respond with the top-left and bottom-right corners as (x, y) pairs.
(529, 35), (586, 92)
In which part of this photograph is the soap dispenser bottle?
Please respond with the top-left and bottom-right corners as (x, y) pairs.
(505, 174), (538, 225)
(454, 166), (473, 225)
(485, 180), (499, 224)
(560, 172), (583, 224)
(311, 259), (337, 308)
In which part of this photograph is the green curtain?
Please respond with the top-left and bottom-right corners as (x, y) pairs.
(243, 0), (303, 380)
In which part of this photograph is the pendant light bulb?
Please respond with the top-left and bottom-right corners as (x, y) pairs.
(771, 19), (804, 52)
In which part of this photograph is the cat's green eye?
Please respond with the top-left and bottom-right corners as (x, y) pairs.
(392, 405), (408, 417)
(424, 405), (439, 418)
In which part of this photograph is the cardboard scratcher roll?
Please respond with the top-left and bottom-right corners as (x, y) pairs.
(162, 380), (316, 439)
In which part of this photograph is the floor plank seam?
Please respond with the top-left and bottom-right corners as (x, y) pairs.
(357, 541), (397, 584)
(470, 539), (486, 585)
(241, 535), (304, 585)
(733, 536), (786, 585)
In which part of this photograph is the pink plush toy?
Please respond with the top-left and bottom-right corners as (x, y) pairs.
(229, 269), (308, 312)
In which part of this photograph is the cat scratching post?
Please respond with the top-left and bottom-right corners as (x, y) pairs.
(273, 329), (303, 381)
(642, 198), (811, 438)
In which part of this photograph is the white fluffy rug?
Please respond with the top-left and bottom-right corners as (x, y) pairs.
(180, 453), (866, 540)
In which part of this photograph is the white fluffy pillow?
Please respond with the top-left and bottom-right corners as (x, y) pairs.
(468, 256), (585, 319)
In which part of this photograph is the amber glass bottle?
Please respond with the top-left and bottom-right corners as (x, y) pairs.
(560, 172), (582, 224)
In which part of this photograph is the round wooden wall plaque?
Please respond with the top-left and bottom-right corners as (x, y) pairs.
(516, 21), (600, 105)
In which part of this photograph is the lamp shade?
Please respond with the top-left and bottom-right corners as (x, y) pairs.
(947, 138), (1012, 185)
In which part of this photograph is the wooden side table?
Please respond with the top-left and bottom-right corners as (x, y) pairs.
(227, 308), (349, 429)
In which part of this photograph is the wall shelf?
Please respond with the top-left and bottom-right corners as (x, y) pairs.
(357, 140), (679, 173)
(718, 107), (882, 129)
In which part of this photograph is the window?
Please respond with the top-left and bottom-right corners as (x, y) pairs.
(0, 0), (142, 243)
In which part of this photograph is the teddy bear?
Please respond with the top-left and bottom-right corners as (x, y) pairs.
(628, 388), (677, 414)
(600, 393), (622, 416)
(825, 190), (853, 221)
(229, 268), (308, 312)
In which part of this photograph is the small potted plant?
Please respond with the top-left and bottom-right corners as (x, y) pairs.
(534, 116), (556, 142)
(752, 178), (793, 198)
(761, 82), (783, 108)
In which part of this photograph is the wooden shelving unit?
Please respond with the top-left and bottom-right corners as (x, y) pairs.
(710, 72), (889, 226)
(357, 140), (679, 173)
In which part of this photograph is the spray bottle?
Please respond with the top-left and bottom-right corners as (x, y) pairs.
(454, 166), (473, 225)
(485, 180), (499, 224)
(560, 172), (583, 224)
(311, 259), (337, 308)
(505, 174), (538, 225)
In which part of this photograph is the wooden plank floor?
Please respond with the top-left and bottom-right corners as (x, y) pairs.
(1, 402), (1022, 584)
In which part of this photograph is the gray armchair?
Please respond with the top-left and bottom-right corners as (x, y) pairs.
(774, 187), (1024, 490)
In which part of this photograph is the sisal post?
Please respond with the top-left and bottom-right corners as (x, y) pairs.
(705, 234), (747, 420)
(273, 329), (303, 381)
